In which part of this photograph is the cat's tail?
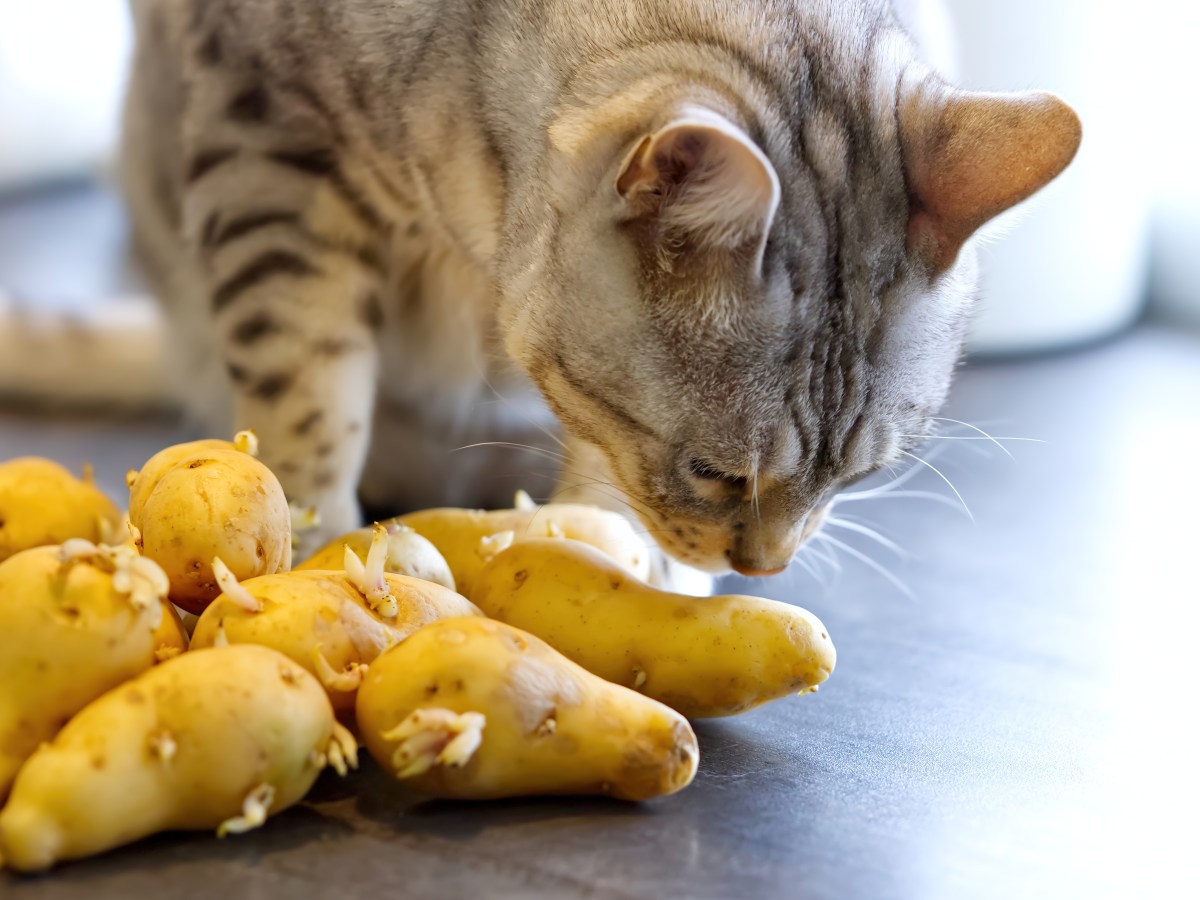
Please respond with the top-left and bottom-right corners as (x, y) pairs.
(0, 289), (177, 412)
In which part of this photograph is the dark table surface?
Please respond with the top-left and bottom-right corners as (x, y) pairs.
(2, 324), (1196, 899)
(1, 184), (1198, 898)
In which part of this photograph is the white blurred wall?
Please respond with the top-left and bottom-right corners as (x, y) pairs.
(0, 0), (132, 190)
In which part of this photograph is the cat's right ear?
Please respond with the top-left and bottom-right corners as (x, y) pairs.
(616, 106), (780, 253)
(901, 75), (1082, 273)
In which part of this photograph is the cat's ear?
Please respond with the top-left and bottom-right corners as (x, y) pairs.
(901, 78), (1082, 272)
(616, 106), (780, 251)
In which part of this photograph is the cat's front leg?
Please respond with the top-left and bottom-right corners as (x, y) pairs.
(553, 438), (716, 597)
(185, 151), (386, 555)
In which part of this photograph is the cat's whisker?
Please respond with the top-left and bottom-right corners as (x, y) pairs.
(750, 455), (761, 523)
(928, 416), (1040, 460)
(807, 534), (844, 574)
(788, 549), (827, 586)
(898, 450), (973, 522)
(837, 448), (943, 500)
(474, 368), (571, 455)
(834, 489), (963, 511)
(825, 516), (910, 559)
(450, 440), (567, 465)
(549, 474), (663, 525)
(817, 533), (916, 601)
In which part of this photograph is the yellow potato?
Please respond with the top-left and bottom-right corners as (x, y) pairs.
(356, 617), (698, 801)
(470, 539), (837, 718)
(398, 494), (650, 598)
(0, 645), (356, 873)
(126, 438), (235, 531)
(297, 521), (456, 591)
(138, 447), (291, 614)
(190, 561), (481, 714)
(152, 601), (189, 662)
(0, 542), (168, 800)
(0, 458), (123, 562)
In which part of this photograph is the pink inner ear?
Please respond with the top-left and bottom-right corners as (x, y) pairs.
(616, 108), (780, 248)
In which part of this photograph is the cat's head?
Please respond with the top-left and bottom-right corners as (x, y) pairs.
(501, 65), (1080, 576)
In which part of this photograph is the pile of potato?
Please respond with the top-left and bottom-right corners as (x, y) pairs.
(0, 437), (836, 873)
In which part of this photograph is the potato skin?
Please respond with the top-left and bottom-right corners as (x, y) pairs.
(138, 448), (291, 613)
(0, 645), (335, 872)
(297, 523), (456, 591)
(0, 458), (122, 562)
(190, 571), (481, 713)
(357, 617), (699, 801)
(127, 439), (233, 531)
(152, 601), (189, 661)
(471, 539), (837, 719)
(0, 547), (159, 801)
(397, 503), (651, 598)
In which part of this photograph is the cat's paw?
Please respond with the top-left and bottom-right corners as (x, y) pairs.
(646, 551), (716, 597)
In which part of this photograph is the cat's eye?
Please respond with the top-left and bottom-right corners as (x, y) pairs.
(688, 458), (749, 491)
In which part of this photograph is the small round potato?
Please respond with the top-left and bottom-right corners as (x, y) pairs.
(126, 438), (235, 531)
(298, 521), (456, 591)
(357, 617), (699, 801)
(0, 542), (168, 800)
(0, 645), (356, 872)
(138, 448), (291, 614)
(0, 458), (123, 562)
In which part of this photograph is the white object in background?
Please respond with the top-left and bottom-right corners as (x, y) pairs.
(1149, 188), (1200, 330)
(943, 0), (1153, 355)
(1143, 4), (1200, 329)
(0, 1), (132, 191)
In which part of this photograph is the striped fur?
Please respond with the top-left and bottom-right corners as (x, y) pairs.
(120, 0), (1079, 581)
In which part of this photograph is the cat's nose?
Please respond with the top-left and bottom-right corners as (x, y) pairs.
(729, 531), (799, 577)
(730, 560), (789, 577)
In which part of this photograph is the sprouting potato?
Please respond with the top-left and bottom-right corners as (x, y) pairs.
(0, 458), (123, 562)
(0, 645), (356, 873)
(136, 444), (291, 614)
(470, 538), (837, 719)
(190, 529), (480, 713)
(297, 521), (456, 591)
(356, 617), (699, 801)
(397, 491), (651, 598)
(0, 541), (168, 801)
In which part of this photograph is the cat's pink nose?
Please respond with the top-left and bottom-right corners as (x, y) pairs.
(730, 561), (788, 577)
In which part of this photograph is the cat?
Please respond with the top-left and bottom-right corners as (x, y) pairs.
(116, 0), (1080, 590)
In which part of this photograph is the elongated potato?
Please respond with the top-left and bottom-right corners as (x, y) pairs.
(297, 521), (456, 591)
(0, 645), (356, 873)
(357, 617), (698, 801)
(398, 495), (650, 597)
(138, 447), (291, 613)
(0, 458), (122, 562)
(190, 563), (481, 713)
(471, 539), (836, 718)
(0, 542), (167, 800)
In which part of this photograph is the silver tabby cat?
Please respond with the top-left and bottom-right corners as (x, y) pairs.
(120, 0), (1080, 589)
